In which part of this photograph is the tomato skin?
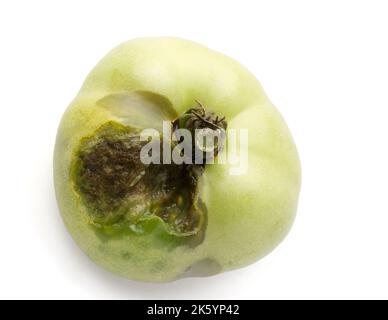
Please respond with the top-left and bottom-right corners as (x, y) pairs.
(54, 37), (301, 282)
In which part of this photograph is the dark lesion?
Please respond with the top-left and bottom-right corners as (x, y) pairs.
(72, 121), (207, 241)
(72, 102), (227, 246)
(77, 136), (145, 214)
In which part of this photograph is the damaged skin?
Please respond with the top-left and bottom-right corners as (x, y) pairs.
(72, 103), (227, 244)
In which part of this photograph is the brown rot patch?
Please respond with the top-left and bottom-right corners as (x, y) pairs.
(71, 121), (207, 242)
(77, 131), (146, 214)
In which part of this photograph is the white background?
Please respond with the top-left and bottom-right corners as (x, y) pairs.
(1, 0), (387, 300)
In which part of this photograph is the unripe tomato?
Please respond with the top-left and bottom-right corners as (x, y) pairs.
(54, 37), (301, 282)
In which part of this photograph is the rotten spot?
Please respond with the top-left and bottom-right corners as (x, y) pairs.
(72, 102), (227, 245)
(72, 122), (206, 239)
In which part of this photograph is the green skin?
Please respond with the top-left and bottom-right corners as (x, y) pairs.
(54, 37), (301, 282)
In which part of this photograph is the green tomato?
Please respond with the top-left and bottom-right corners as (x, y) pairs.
(54, 37), (301, 282)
